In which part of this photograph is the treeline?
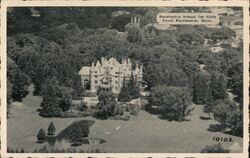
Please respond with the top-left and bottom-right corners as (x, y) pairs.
(7, 7), (152, 35)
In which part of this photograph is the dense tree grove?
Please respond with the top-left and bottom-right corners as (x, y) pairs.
(149, 86), (193, 121)
(7, 7), (243, 135)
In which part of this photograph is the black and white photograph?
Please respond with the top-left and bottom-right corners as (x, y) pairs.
(1, 0), (249, 157)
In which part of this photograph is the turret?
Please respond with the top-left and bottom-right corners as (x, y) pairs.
(122, 58), (126, 65)
(135, 63), (139, 71)
(140, 65), (143, 74)
(127, 58), (132, 70)
(131, 16), (140, 28)
(90, 62), (95, 93)
(101, 57), (105, 65)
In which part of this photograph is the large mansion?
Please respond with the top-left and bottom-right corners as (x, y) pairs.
(79, 57), (143, 94)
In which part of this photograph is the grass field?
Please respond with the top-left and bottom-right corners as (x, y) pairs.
(7, 85), (243, 153)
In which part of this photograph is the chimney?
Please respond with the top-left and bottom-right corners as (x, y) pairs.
(136, 63), (139, 70)
(140, 65), (143, 73)
(127, 58), (130, 63)
(101, 57), (105, 65)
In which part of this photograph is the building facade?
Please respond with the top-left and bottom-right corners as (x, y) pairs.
(79, 57), (143, 94)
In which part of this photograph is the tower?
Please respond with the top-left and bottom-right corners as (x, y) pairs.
(90, 62), (95, 93)
(131, 16), (140, 28)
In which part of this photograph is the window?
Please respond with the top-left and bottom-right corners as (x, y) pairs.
(95, 75), (98, 78)
(115, 81), (118, 84)
(95, 80), (98, 84)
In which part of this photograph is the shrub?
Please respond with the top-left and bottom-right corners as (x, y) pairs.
(129, 104), (140, 115)
(201, 143), (229, 153)
(83, 92), (96, 97)
(20, 148), (24, 153)
(37, 129), (46, 143)
(47, 121), (56, 135)
(78, 111), (91, 117)
(61, 110), (78, 118)
(79, 101), (87, 111)
(90, 105), (97, 109)
(114, 105), (124, 116)
(123, 115), (130, 121)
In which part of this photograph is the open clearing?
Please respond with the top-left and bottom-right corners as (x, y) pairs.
(7, 86), (243, 153)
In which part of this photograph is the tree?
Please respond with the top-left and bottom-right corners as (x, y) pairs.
(7, 8), (36, 35)
(210, 26), (235, 43)
(7, 80), (13, 118)
(203, 88), (214, 119)
(118, 74), (140, 102)
(226, 109), (243, 137)
(37, 129), (46, 143)
(201, 143), (229, 153)
(127, 74), (140, 99)
(177, 26), (205, 45)
(210, 73), (228, 100)
(143, 55), (189, 90)
(8, 58), (31, 102)
(149, 86), (193, 121)
(69, 121), (90, 146)
(20, 148), (25, 153)
(39, 79), (62, 117)
(70, 74), (85, 99)
(126, 24), (142, 43)
(143, 10), (157, 25)
(181, 61), (200, 78)
(57, 86), (72, 112)
(96, 91), (117, 119)
(111, 14), (131, 32)
(118, 78), (131, 102)
(11, 69), (30, 101)
(192, 72), (210, 104)
(228, 62), (243, 107)
(213, 99), (237, 127)
(47, 121), (56, 135)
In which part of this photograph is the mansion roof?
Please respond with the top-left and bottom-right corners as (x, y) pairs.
(79, 66), (91, 75)
(79, 57), (142, 77)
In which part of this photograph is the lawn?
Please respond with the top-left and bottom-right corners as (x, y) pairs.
(7, 85), (243, 153)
